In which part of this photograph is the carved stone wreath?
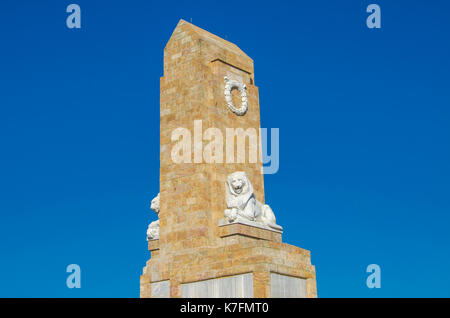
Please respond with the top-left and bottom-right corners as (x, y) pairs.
(224, 76), (248, 116)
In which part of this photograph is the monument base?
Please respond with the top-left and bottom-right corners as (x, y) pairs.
(140, 222), (317, 298)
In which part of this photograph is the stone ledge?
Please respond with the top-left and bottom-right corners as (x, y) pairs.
(148, 239), (160, 252)
(218, 218), (282, 242)
(218, 217), (283, 233)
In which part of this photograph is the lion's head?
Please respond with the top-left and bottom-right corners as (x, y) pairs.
(225, 171), (254, 209)
(150, 193), (160, 214)
(227, 171), (251, 196)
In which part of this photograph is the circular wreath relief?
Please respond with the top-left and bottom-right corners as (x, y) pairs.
(224, 76), (248, 116)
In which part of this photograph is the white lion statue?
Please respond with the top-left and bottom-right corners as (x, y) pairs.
(146, 193), (160, 240)
(224, 171), (282, 231)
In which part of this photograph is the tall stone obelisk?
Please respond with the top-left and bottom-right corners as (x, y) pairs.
(140, 20), (317, 298)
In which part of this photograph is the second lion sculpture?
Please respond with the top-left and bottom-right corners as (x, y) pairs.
(146, 193), (160, 240)
(224, 171), (282, 231)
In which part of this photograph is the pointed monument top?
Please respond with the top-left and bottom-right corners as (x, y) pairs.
(176, 19), (251, 58)
(169, 19), (251, 58)
(164, 19), (253, 73)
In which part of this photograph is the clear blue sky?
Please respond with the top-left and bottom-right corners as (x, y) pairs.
(0, 0), (449, 297)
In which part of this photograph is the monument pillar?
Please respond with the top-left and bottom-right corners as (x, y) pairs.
(140, 19), (317, 298)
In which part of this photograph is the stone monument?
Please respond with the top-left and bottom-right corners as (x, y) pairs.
(140, 19), (317, 298)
